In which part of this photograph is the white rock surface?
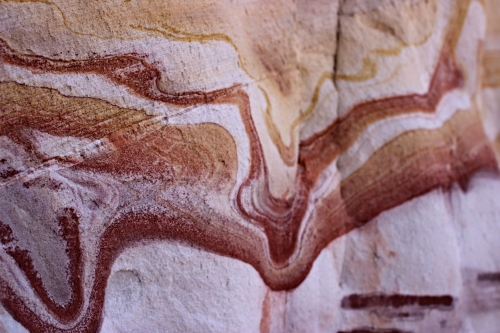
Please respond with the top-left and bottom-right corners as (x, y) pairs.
(0, 0), (499, 332)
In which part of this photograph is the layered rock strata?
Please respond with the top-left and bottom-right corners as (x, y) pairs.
(0, 0), (499, 332)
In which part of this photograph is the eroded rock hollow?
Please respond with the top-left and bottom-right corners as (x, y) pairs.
(1, 0), (500, 332)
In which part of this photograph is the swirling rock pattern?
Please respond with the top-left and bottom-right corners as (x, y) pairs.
(1, 0), (500, 332)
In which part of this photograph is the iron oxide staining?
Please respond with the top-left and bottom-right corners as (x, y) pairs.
(341, 109), (497, 225)
(337, 328), (413, 333)
(477, 272), (500, 282)
(0, 207), (84, 324)
(0, 3), (499, 331)
(298, 45), (464, 182)
(339, 294), (454, 330)
(341, 294), (454, 310)
(0, 38), (234, 106)
(463, 269), (500, 315)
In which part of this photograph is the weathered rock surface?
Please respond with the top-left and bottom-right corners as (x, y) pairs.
(0, 0), (499, 332)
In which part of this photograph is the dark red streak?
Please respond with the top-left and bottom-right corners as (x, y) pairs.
(477, 272), (500, 282)
(338, 328), (413, 333)
(0, 38), (496, 333)
(0, 208), (84, 324)
(341, 294), (454, 310)
(299, 46), (463, 184)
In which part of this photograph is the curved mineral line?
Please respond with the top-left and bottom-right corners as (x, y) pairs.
(2, 108), (495, 333)
(0, 18), (498, 331)
(0, 39), (235, 106)
(335, 29), (433, 83)
(261, 72), (334, 166)
(299, 45), (462, 181)
(0, 207), (84, 324)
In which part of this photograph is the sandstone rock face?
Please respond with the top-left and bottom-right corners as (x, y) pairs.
(0, 0), (499, 332)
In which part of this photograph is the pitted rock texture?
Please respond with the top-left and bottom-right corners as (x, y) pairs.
(1, 0), (500, 332)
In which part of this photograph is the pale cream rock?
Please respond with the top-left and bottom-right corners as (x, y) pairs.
(0, 0), (499, 332)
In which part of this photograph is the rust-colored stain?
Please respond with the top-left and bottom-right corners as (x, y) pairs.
(337, 328), (413, 333)
(338, 329), (413, 333)
(0, 0), (497, 331)
(341, 294), (454, 310)
(259, 290), (272, 333)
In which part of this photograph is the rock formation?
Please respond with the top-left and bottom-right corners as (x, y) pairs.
(0, 0), (499, 332)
